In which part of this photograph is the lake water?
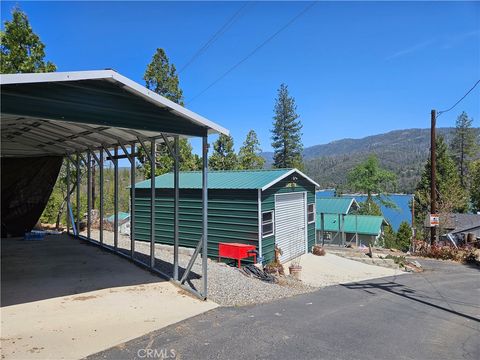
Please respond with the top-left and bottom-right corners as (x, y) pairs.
(316, 190), (413, 231)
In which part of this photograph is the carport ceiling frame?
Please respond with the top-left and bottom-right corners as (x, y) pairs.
(1, 70), (228, 301)
(1, 70), (228, 157)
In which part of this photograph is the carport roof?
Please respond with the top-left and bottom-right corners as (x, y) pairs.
(0, 70), (229, 157)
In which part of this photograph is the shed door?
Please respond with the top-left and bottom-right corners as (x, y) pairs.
(275, 192), (307, 262)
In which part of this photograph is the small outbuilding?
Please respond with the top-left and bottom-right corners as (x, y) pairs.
(133, 169), (318, 263)
(316, 214), (388, 246)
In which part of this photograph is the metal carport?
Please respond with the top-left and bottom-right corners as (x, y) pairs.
(0, 70), (229, 299)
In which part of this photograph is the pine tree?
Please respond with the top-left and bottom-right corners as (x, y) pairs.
(271, 83), (303, 169)
(470, 160), (480, 213)
(238, 130), (265, 170)
(140, 48), (199, 177)
(414, 136), (468, 235)
(1, 7), (56, 73)
(382, 225), (397, 249)
(209, 134), (237, 170)
(144, 48), (184, 105)
(396, 221), (412, 252)
(450, 112), (477, 188)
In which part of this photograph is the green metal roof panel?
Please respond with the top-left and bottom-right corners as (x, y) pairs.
(135, 169), (292, 190)
(316, 214), (385, 236)
(316, 197), (355, 215)
(106, 212), (130, 222)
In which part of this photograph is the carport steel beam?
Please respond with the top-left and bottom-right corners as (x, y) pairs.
(64, 135), (209, 300)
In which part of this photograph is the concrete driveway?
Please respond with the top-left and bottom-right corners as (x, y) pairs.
(1, 235), (217, 360)
(88, 259), (480, 360)
(284, 253), (404, 287)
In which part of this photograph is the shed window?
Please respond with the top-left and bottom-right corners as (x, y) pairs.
(307, 204), (315, 223)
(262, 211), (274, 237)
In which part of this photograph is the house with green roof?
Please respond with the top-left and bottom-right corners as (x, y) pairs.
(134, 168), (319, 263)
(316, 214), (388, 246)
(316, 197), (359, 215)
(316, 197), (359, 246)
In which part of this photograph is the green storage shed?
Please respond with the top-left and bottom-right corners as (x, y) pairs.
(133, 169), (318, 263)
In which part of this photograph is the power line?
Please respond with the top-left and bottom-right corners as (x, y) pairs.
(178, 2), (251, 74)
(437, 79), (480, 118)
(186, 1), (317, 105)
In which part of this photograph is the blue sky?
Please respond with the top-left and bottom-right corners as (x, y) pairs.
(2, 1), (479, 155)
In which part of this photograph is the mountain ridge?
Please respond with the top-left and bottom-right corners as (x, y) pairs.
(262, 127), (479, 193)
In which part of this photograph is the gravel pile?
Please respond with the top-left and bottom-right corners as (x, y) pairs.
(80, 230), (316, 306)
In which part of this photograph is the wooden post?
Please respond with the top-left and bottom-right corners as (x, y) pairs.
(430, 109), (437, 245)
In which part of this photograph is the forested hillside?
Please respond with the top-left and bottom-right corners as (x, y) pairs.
(263, 128), (479, 193)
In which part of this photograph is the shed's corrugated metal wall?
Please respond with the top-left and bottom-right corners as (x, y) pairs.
(262, 175), (316, 263)
(134, 188), (259, 259)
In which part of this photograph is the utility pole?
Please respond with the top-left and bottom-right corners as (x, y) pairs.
(411, 194), (415, 251)
(430, 109), (437, 245)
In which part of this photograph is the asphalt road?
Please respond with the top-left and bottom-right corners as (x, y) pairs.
(88, 259), (480, 360)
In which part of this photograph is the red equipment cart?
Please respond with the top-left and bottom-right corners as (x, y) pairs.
(218, 242), (257, 268)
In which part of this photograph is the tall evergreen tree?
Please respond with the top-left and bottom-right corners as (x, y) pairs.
(396, 221), (412, 252)
(144, 48), (184, 105)
(140, 48), (199, 178)
(209, 134), (237, 170)
(1, 7), (56, 73)
(271, 83), (303, 169)
(470, 160), (480, 213)
(238, 130), (265, 170)
(414, 136), (468, 235)
(450, 112), (477, 188)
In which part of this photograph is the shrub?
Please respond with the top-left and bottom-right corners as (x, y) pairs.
(461, 249), (479, 265)
(312, 245), (326, 256)
(264, 261), (284, 275)
(417, 244), (458, 260)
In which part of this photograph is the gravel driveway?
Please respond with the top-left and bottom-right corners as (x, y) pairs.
(81, 229), (316, 306)
(81, 230), (405, 306)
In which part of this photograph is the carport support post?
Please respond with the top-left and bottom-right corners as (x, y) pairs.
(76, 152), (81, 235)
(66, 159), (71, 234)
(99, 149), (104, 245)
(320, 213), (324, 246)
(114, 146), (119, 250)
(337, 214), (341, 246)
(150, 140), (156, 269)
(355, 215), (359, 247)
(173, 135), (180, 281)
(87, 151), (92, 240)
(130, 143), (136, 259)
(341, 214), (346, 246)
(202, 135), (208, 299)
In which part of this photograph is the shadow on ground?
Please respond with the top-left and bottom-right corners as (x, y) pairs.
(1, 234), (185, 306)
(341, 279), (480, 323)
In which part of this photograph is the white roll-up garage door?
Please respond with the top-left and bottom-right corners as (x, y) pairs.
(274, 192), (306, 262)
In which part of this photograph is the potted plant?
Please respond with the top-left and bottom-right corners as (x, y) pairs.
(288, 258), (302, 280)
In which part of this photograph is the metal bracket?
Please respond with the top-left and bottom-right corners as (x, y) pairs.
(161, 133), (179, 160)
(179, 237), (203, 284)
(137, 137), (154, 163)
